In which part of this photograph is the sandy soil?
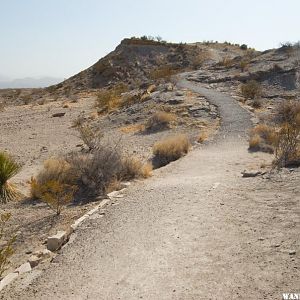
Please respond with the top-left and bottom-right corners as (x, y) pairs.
(2, 77), (298, 299)
(0, 84), (218, 276)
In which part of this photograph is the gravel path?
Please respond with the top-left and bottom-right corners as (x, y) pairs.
(3, 75), (299, 300)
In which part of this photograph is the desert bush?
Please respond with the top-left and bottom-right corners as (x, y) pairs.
(95, 83), (128, 112)
(248, 124), (277, 153)
(240, 60), (249, 72)
(0, 152), (21, 203)
(240, 44), (248, 50)
(120, 156), (152, 180)
(76, 123), (103, 151)
(274, 122), (300, 168)
(273, 102), (300, 167)
(30, 158), (76, 199)
(241, 80), (262, 99)
(218, 57), (234, 68)
(31, 180), (77, 215)
(145, 111), (177, 132)
(251, 98), (262, 108)
(0, 102), (5, 112)
(149, 66), (180, 80)
(153, 134), (191, 167)
(0, 213), (15, 278)
(273, 100), (300, 125)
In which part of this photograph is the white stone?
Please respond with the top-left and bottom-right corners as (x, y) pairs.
(47, 231), (67, 252)
(14, 262), (31, 275)
(0, 272), (18, 291)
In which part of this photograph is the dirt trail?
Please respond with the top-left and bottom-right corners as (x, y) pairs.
(2, 75), (299, 300)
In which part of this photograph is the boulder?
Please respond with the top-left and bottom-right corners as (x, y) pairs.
(47, 231), (67, 252)
(15, 262), (31, 275)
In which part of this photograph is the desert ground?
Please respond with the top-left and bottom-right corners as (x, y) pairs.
(0, 39), (299, 299)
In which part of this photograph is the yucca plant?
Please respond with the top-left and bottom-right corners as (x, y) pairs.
(0, 152), (21, 203)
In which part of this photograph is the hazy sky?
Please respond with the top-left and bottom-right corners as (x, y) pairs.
(1, 0), (299, 79)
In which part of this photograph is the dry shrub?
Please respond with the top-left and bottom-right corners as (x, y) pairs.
(0, 102), (5, 112)
(240, 60), (249, 72)
(274, 122), (300, 167)
(273, 100), (300, 125)
(145, 111), (177, 132)
(120, 124), (145, 134)
(0, 213), (15, 278)
(273, 102), (300, 167)
(251, 98), (262, 108)
(219, 57), (234, 68)
(31, 179), (77, 215)
(153, 134), (191, 167)
(197, 132), (208, 143)
(95, 83), (128, 112)
(76, 123), (103, 151)
(249, 124), (277, 153)
(241, 80), (262, 99)
(140, 162), (153, 178)
(30, 158), (76, 199)
(149, 66), (180, 80)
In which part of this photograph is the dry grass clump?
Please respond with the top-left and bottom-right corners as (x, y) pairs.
(0, 152), (21, 203)
(241, 80), (262, 99)
(120, 124), (145, 134)
(153, 134), (191, 167)
(251, 98), (262, 109)
(95, 83), (128, 112)
(218, 57), (234, 68)
(120, 157), (152, 180)
(240, 60), (249, 72)
(30, 159), (76, 200)
(197, 132), (208, 143)
(0, 102), (5, 112)
(273, 100), (300, 124)
(145, 111), (177, 132)
(249, 124), (277, 153)
(149, 65), (180, 81)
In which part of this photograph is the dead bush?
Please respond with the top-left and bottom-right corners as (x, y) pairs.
(30, 158), (77, 199)
(274, 122), (300, 167)
(31, 179), (77, 215)
(248, 124), (277, 153)
(241, 80), (262, 99)
(251, 98), (262, 109)
(95, 83), (128, 112)
(0, 213), (15, 278)
(145, 111), (177, 132)
(273, 100), (300, 125)
(149, 66), (180, 81)
(153, 134), (191, 167)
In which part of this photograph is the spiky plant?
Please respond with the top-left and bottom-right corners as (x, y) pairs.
(0, 152), (21, 203)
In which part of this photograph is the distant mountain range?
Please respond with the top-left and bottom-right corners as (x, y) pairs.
(0, 76), (64, 88)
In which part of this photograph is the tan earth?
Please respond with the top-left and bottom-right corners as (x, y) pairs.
(1, 76), (299, 299)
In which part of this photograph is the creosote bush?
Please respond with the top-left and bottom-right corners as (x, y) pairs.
(145, 111), (177, 132)
(153, 134), (191, 167)
(248, 124), (277, 153)
(273, 100), (300, 168)
(0, 152), (21, 203)
(241, 80), (262, 99)
(0, 213), (15, 278)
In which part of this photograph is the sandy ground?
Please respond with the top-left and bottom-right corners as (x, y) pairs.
(0, 85), (218, 276)
(2, 77), (299, 299)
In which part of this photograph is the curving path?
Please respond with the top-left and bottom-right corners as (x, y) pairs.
(3, 74), (299, 300)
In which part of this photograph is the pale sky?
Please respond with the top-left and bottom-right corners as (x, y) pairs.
(0, 0), (299, 79)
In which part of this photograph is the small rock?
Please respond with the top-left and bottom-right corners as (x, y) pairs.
(167, 98), (184, 105)
(15, 262), (31, 275)
(47, 231), (67, 252)
(28, 255), (42, 268)
(242, 170), (265, 178)
(289, 250), (296, 255)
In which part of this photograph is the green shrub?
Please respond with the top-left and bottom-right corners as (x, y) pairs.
(0, 152), (21, 203)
